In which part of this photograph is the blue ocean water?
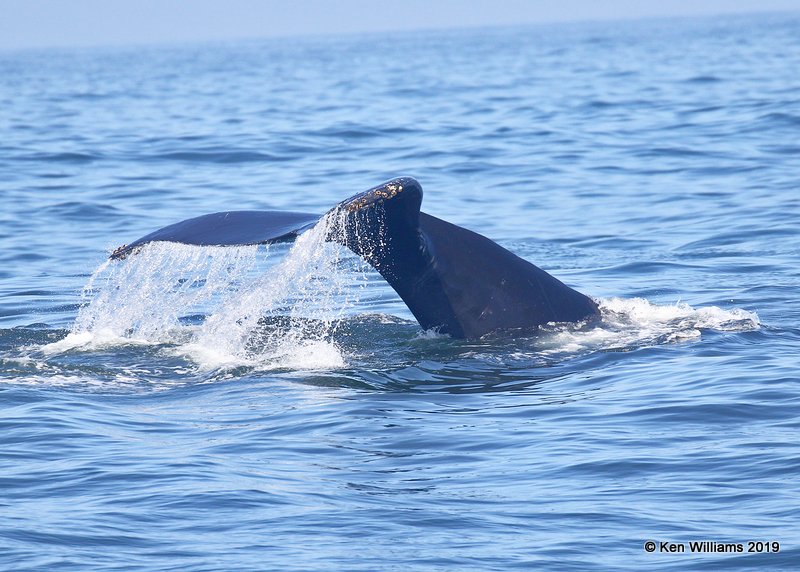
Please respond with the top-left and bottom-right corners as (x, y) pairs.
(1, 11), (799, 570)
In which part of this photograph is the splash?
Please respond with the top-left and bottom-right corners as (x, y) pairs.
(181, 209), (366, 369)
(534, 297), (760, 357)
(47, 210), (367, 370)
(45, 208), (761, 373)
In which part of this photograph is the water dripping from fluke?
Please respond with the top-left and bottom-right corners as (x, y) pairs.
(46, 212), (367, 371)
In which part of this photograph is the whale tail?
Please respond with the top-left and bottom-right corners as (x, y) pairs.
(110, 177), (599, 338)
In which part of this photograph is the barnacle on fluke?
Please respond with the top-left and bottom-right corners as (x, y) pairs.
(342, 180), (404, 212)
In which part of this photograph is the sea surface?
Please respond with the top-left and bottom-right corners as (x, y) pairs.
(1, 12), (799, 571)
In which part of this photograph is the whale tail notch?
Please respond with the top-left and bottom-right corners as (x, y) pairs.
(109, 177), (599, 338)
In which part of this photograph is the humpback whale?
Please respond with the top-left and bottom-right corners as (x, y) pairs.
(111, 177), (599, 338)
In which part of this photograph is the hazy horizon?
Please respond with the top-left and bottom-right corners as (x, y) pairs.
(2, 0), (799, 52)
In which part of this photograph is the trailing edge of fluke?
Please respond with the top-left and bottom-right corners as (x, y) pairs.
(110, 177), (599, 338)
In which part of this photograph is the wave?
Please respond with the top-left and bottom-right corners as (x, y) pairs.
(146, 149), (290, 163)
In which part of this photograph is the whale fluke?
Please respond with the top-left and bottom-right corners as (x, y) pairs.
(110, 210), (319, 260)
(110, 177), (599, 338)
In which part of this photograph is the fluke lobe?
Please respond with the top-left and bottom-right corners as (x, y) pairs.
(111, 177), (599, 338)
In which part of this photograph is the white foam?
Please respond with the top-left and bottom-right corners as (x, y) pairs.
(40, 330), (151, 355)
(264, 339), (346, 371)
(536, 297), (759, 357)
(415, 328), (449, 340)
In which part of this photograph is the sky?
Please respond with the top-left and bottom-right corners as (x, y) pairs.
(1, 0), (798, 51)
